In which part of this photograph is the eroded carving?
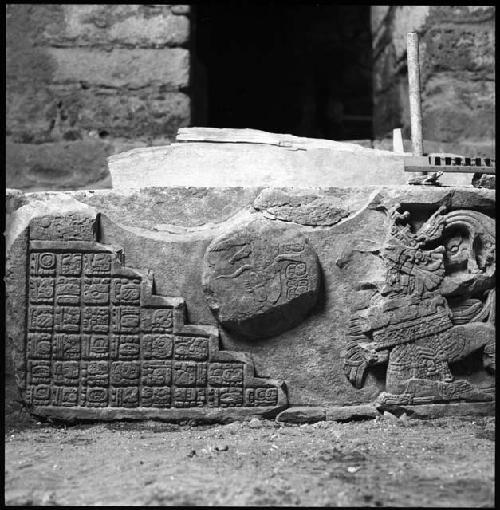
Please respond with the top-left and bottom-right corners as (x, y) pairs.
(21, 214), (287, 419)
(202, 218), (320, 339)
(343, 205), (495, 405)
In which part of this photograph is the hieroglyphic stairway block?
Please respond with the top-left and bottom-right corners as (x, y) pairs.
(22, 214), (287, 419)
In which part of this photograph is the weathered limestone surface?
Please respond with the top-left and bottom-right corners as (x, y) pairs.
(6, 186), (494, 419)
(6, 4), (190, 191)
(48, 48), (189, 89)
(372, 5), (495, 149)
(6, 140), (112, 191)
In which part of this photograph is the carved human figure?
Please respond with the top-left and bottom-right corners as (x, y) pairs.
(343, 205), (495, 405)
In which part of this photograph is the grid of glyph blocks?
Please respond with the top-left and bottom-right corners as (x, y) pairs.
(25, 250), (279, 408)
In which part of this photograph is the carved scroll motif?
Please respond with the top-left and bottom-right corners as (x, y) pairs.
(23, 215), (287, 417)
(342, 206), (495, 405)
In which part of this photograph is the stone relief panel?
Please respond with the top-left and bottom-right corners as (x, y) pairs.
(202, 218), (321, 340)
(343, 205), (495, 405)
(21, 214), (287, 419)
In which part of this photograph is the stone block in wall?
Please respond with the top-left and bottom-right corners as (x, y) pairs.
(48, 48), (189, 90)
(171, 5), (191, 16)
(6, 140), (112, 191)
(42, 5), (189, 48)
(373, 138), (495, 160)
(371, 4), (495, 147)
(72, 92), (191, 139)
(7, 87), (190, 144)
(422, 76), (495, 143)
(6, 88), (58, 144)
(424, 26), (494, 78)
(429, 5), (495, 24)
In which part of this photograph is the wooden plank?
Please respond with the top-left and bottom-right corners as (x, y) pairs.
(405, 165), (496, 175)
(404, 155), (495, 174)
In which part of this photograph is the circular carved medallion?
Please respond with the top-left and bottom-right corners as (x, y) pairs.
(202, 218), (321, 340)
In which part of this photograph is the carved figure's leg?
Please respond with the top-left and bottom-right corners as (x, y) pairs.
(379, 324), (495, 404)
(385, 341), (452, 392)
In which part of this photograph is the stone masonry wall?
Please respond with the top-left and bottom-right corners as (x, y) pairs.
(6, 5), (190, 190)
(372, 6), (495, 157)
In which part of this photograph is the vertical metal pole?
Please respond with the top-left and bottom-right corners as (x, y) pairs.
(407, 32), (426, 174)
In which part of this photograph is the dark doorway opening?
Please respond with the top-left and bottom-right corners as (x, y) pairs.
(192, 4), (372, 140)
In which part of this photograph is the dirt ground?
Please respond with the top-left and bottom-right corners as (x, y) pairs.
(4, 408), (495, 507)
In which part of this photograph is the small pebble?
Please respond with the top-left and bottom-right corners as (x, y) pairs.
(248, 418), (263, 429)
(214, 445), (229, 452)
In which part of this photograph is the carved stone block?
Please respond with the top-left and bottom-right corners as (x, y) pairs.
(29, 277), (55, 304)
(173, 362), (207, 387)
(81, 335), (109, 359)
(58, 253), (83, 276)
(28, 306), (54, 332)
(56, 277), (81, 306)
(27, 333), (52, 360)
(83, 307), (108, 333)
(7, 211), (286, 421)
(174, 337), (209, 361)
(208, 363), (244, 386)
(142, 334), (174, 359)
(141, 308), (173, 333)
(8, 187), (493, 418)
(30, 252), (57, 276)
(53, 334), (81, 360)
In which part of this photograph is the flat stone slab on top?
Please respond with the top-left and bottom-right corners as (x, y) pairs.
(108, 127), (472, 188)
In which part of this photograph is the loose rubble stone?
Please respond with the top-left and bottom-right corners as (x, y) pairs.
(472, 173), (495, 190)
(325, 405), (380, 422)
(248, 418), (263, 429)
(276, 407), (326, 424)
